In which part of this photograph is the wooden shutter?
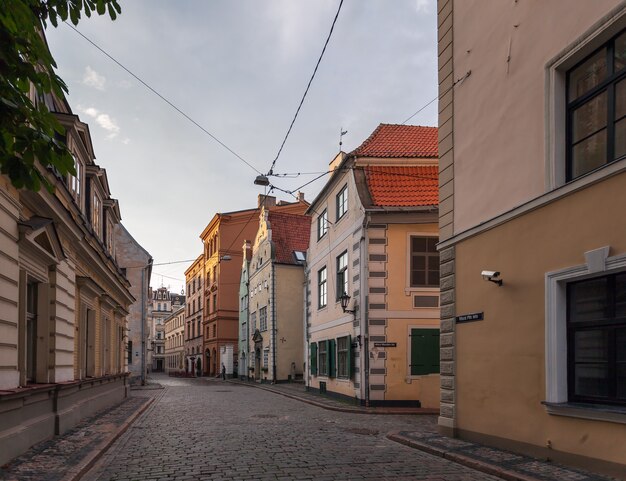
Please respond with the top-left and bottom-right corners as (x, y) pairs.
(347, 335), (353, 378)
(410, 329), (440, 375)
(327, 339), (335, 378)
(310, 342), (318, 375)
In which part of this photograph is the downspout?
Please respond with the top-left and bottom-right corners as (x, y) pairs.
(361, 213), (370, 407)
(271, 261), (277, 383)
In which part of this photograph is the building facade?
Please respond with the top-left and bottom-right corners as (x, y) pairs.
(238, 241), (252, 380)
(115, 224), (152, 385)
(437, 1), (626, 477)
(148, 286), (184, 372)
(0, 59), (139, 463)
(306, 124), (440, 408)
(184, 254), (204, 375)
(247, 208), (310, 382)
(164, 306), (185, 374)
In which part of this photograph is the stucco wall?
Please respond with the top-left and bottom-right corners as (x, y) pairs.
(275, 264), (305, 380)
(454, 172), (626, 466)
(452, 0), (622, 233)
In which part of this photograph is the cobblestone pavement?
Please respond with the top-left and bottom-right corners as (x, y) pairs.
(83, 374), (497, 481)
(0, 389), (157, 481)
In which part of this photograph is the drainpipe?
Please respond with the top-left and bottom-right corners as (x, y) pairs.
(271, 261), (277, 383)
(361, 213), (370, 407)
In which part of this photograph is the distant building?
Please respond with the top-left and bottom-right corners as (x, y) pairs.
(238, 241), (252, 380)
(164, 306), (185, 374)
(184, 254), (204, 375)
(115, 224), (152, 385)
(148, 286), (185, 372)
(247, 208), (310, 382)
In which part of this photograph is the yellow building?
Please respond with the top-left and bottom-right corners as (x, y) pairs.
(437, 1), (626, 477)
(164, 306), (185, 374)
(306, 124), (440, 408)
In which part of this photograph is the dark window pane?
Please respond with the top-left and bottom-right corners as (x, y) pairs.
(572, 129), (607, 178)
(569, 277), (607, 322)
(615, 79), (626, 120)
(574, 330), (608, 362)
(616, 275), (626, 318)
(615, 118), (626, 159)
(617, 329), (626, 363)
(412, 237), (426, 253)
(615, 32), (626, 72)
(412, 271), (425, 286)
(412, 256), (425, 269)
(427, 238), (438, 252)
(618, 364), (626, 399)
(428, 271), (440, 286)
(574, 363), (609, 397)
(569, 48), (607, 101)
(573, 92), (607, 142)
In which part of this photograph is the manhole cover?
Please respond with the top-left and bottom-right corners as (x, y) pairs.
(253, 414), (278, 419)
(346, 427), (379, 436)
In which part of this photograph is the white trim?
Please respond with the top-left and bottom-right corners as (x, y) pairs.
(544, 402), (626, 425)
(544, 248), (626, 404)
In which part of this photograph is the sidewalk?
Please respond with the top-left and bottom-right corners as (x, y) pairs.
(0, 386), (160, 481)
(231, 379), (622, 481)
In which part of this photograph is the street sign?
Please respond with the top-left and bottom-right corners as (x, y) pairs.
(456, 312), (484, 323)
(374, 342), (397, 347)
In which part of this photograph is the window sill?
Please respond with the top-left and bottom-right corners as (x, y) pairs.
(542, 401), (626, 425)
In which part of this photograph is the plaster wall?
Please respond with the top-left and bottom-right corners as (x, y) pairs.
(452, 0), (622, 233)
(275, 264), (305, 380)
(454, 172), (626, 467)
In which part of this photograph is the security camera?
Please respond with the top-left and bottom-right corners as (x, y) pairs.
(481, 270), (503, 286)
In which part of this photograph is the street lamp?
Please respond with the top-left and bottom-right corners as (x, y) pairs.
(340, 292), (355, 314)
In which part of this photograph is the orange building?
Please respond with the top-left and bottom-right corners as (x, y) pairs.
(201, 195), (308, 376)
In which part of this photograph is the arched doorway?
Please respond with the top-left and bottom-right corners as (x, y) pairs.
(255, 347), (261, 381)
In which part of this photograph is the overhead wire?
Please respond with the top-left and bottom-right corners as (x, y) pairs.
(63, 22), (262, 175)
(266, 0), (344, 176)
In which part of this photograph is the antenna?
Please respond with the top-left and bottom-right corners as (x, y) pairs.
(339, 128), (348, 149)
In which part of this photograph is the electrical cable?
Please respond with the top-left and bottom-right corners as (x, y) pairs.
(63, 22), (262, 175)
(266, 0), (344, 175)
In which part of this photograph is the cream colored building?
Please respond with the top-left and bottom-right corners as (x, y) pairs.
(164, 306), (185, 374)
(437, 1), (626, 477)
(184, 254), (204, 375)
(0, 57), (137, 463)
(247, 208), (309, 382)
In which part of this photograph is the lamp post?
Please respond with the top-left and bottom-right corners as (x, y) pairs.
(340, 292), (356, 314)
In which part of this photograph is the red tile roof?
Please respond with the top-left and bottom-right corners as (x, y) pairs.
(351, 124), (438, 158)
(364, 165), (438, 207)
(267, 211), (311, 264)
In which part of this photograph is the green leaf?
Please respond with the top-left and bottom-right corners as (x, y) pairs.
(96, 0), (105, 15)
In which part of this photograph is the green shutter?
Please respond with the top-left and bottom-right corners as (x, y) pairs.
(310, 342), (318, 376)
(347, 335), (353, 378)
(410, 329), (440, 375)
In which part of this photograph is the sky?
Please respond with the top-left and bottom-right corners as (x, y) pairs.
(45, 0), (438, 293)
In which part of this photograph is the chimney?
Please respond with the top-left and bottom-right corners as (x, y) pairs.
(297, 191), (305, 202)
(243, 240), (252, 262)
(258, 194), (276, 209)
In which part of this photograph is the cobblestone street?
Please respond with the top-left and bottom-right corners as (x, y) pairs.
(82, 375), (496, 481)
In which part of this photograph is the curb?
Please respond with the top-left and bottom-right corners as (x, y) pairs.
(387, 432), (540, 481)
(228, 380), (438, 415)
(61, 396), (155, 481)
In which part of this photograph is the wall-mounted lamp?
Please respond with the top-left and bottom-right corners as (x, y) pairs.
(340, 292), (356, 314)
(481, 270), (503, 286)
(220, 255), (232, 262)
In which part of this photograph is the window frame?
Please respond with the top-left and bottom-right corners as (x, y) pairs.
(259, 306), (267, 332)
(336, 184), (348, 221)
(318, 266), (327, 309)
(336, 251), (348, 301)
(318, 340), (328, 377)
(566, 29), (626, 181)
(409, 236), (440, 288)
(317, 209), (328, 240)
(336, 335), (352, 379)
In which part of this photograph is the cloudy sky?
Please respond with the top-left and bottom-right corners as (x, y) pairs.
(45, 0), (438, 292)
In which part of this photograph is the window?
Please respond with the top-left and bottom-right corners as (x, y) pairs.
(158, 303), (162, 311)
(212, 324), (216, 338)
(567, 30), (626, 180)
(92, 192), (101, 237)
(318, 340), (328, 376)
(263, 349), (269, 369)
(410, 236), (439, 287)
(106, 218), (114, 254)
(336, 185), (348, 221)
(410, 329), (440, 375)
(260, 306), (267, 331)
(317, 209), (328, 240)
(567, 273), (625, 405)
(213, 294), (217, 312)
(69, 156), (82, 203)
(337, 336), (352, 378)
(26, 281), (38, 383)
(318, 267), (327, 308)
(336, 251), (348, 300)
(251, 311), (257, 331)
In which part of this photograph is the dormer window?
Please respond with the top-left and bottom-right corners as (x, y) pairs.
(69, 155), (82, 205)
(92, 192), (101, 237)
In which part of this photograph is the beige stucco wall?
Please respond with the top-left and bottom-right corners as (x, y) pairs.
(452, 0), (622, 233)
(454, 172), (626, 466)
(275, 264), (305, 380)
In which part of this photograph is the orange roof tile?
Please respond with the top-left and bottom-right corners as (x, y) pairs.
(364, 165), (438, 207)
(351, 124), (438, 158)
(267, 211), (311, 264)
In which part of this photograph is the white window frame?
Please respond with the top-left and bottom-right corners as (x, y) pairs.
(336, 185), (348, 221)
(317, 209), (328, 240)
(545, 246), (626, 424)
